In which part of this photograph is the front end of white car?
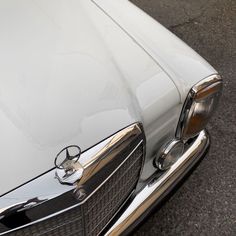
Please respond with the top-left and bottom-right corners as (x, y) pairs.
(0, 1), (222, 235)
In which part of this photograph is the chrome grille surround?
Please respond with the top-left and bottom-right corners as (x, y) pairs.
(0, 123), (145, 236)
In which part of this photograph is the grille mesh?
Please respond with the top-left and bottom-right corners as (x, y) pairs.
(9, 144), (143, 236)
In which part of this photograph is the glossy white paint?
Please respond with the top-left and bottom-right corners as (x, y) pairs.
(0, 0), (180, 195)
(93, 0), (218, 102)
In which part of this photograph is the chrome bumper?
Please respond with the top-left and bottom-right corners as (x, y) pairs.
(105, 130), (210, 235)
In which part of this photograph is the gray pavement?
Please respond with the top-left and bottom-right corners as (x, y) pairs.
(131, 0), (236, 235)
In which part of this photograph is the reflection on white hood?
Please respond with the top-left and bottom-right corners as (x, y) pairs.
(0, 0), (179, 195)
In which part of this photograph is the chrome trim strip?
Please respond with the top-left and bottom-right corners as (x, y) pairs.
(0, 123), (144, 235)
(105, 130), (209, 236)
(192, 74), (222, 94)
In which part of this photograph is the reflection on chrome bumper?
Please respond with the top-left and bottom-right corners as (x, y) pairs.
(105, 130), (209, 235)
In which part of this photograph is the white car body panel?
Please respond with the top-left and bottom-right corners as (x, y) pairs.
(93, 0), (217, 101)
(0, 0), (180, 195)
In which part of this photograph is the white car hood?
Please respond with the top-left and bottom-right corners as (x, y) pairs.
(0, 0), (180, 195)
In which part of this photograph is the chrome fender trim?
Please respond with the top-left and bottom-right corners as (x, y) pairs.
(105, 130), (209, 235)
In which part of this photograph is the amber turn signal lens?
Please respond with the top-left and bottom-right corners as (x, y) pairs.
(177, 75), (222, 140)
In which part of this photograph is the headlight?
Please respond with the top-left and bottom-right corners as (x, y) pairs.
(177, 74), (223, 140)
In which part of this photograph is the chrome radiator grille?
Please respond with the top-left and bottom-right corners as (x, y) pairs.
(9, 144), (143, 236)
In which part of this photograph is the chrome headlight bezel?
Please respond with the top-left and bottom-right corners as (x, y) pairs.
(176, 74), (223, 141)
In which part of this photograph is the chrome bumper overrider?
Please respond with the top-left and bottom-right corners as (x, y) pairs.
(104, 130), (209, 235)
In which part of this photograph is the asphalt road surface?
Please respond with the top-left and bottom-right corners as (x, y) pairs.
(130, 0), (236, 235)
